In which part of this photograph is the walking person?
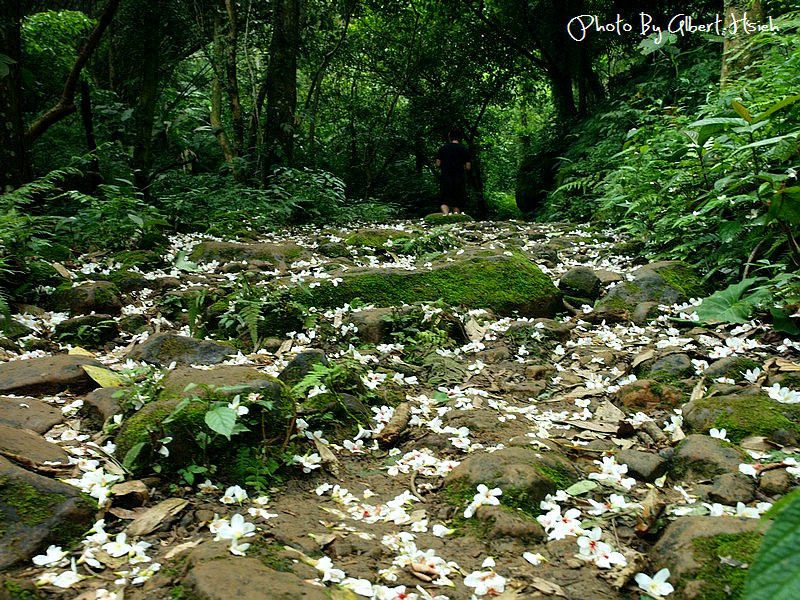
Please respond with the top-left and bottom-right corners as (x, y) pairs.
(436, 128), (471, 214)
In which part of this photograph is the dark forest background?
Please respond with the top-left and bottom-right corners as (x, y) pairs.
(1, 0), (799, 318)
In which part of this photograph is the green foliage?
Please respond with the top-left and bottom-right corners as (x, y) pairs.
(696, 278), (771, 323)
(743, 489), (800, 599)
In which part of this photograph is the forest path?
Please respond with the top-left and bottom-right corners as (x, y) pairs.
(1, 216), (795, 600)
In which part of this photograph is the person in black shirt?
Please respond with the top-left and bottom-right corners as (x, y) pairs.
(436, 128), (471, 214)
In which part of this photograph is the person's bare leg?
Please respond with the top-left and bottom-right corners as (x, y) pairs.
(440, 204), (450, 214)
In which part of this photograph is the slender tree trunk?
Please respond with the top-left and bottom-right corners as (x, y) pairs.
(0, 0), (29, 192)
(721, 0), (764, 86)
(223, 0), (244, 157)
(79, 80), (101, 190)
(262, 0), (300, 180)
(132, 5), (162, 196)
(211, 12), (235, 163)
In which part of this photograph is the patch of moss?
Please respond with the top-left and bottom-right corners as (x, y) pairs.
(251, 539), (294, 572)
(534, 462), (578, 491)
(112, 249), (162, 269)
(0, 478), (65, 526)
(657, 264), (707, 299)
(682, 532), (762, 600)
(691, 395), (800, 443)
(1, 580), (43, 600)
(345, 229), (407, 248)
(291, 252), (560, 318)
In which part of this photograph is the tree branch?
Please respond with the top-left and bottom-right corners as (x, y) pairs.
(24, 0), (121, 145)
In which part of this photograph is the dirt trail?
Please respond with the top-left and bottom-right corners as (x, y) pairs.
(1, 218), (797, 600)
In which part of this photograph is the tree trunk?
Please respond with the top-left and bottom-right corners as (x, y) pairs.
(223, 0), (244, 157)
(79, 79), (101, 190)
(132, 4), (161, 196)
(721, 0), (764, 86)
(211, 12), (235, 163)
(0, 0), (29, 192)
(262, 0), (300, 180)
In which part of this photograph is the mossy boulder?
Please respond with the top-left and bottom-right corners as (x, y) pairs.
(0, 456), (95, 569)
(53, 314), (119, 346)
(683, 394), (800, 444)
(291, 250), (561, 317)
(650, 516), (762, 600)
(423, 213), (474, 225)
(54, 281), (123, 316)
(116, 369), (291, 473)
(112, 249), (164, 270)
(344, 228), (412, 248)
(704, 356), (761, 381)
(158, 365), (284, 401)
(444, 445), (579, 515)
(670, 434), (748, 481)
(189, 241), (307, 269)
(596, 261), (705, 313)
(126, 333), (233, 367)
(277, 350), (328, 387)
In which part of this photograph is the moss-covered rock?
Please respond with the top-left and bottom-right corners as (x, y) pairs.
(345, 228), (411, 248)
(0, 456), (95, 569)
(54, 281), (123, 316)
(444, 445), (579, 516)
(126, 333), (233, 367)
(189, 241), (307, 268)
(704, 356), (762, 381)
(112, 249), (164, 270)
(670, 434), (748, 481)
(423, 213), (474, 225)
(290, 250), (561, 317)
(683, 394), (800, 444)
(650, 516), (762, 600)
(116, 369), (291, 474)
(596, 261), (706, 312)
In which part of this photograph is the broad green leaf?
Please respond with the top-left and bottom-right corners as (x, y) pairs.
(174, 250), (199, 272)
(122, 441), (146, 471)
(565, 480), (598, 496)
(82, 365), (123, 387)
(743, 490), (800, 599)
(128, 212), (144, 227)
(696, 278), (770, 323)
(204, 405), (237, 440)
(688, 117), (749, 128)
(69, 346), (95, 357)
(753, 94), (800, 123)
(770, 308), (800, 335)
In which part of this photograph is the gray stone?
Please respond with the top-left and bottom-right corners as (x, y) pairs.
(0, 397), (62, 433)
(184, 555), (329, 600)
(0, 456), (95, 569)
(189, 241), (309, 271)
(126, 333), (233, 366)
(709, 473), (755, 505)
(646, 353), (693, 381)
(82, 387), (122, 425)
(278, 350), (329, 386)
(617, 449), (668, 482)
(0, 354), (103, 395)
(759, 468), (792, 496)
(631, 301), (660, 324)
(559, 267), (602, 301)
(671, 434), (746, 481)
(0, 425), (69, 465)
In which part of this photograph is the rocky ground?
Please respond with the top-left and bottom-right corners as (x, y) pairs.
(1, 215), (799, 600)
